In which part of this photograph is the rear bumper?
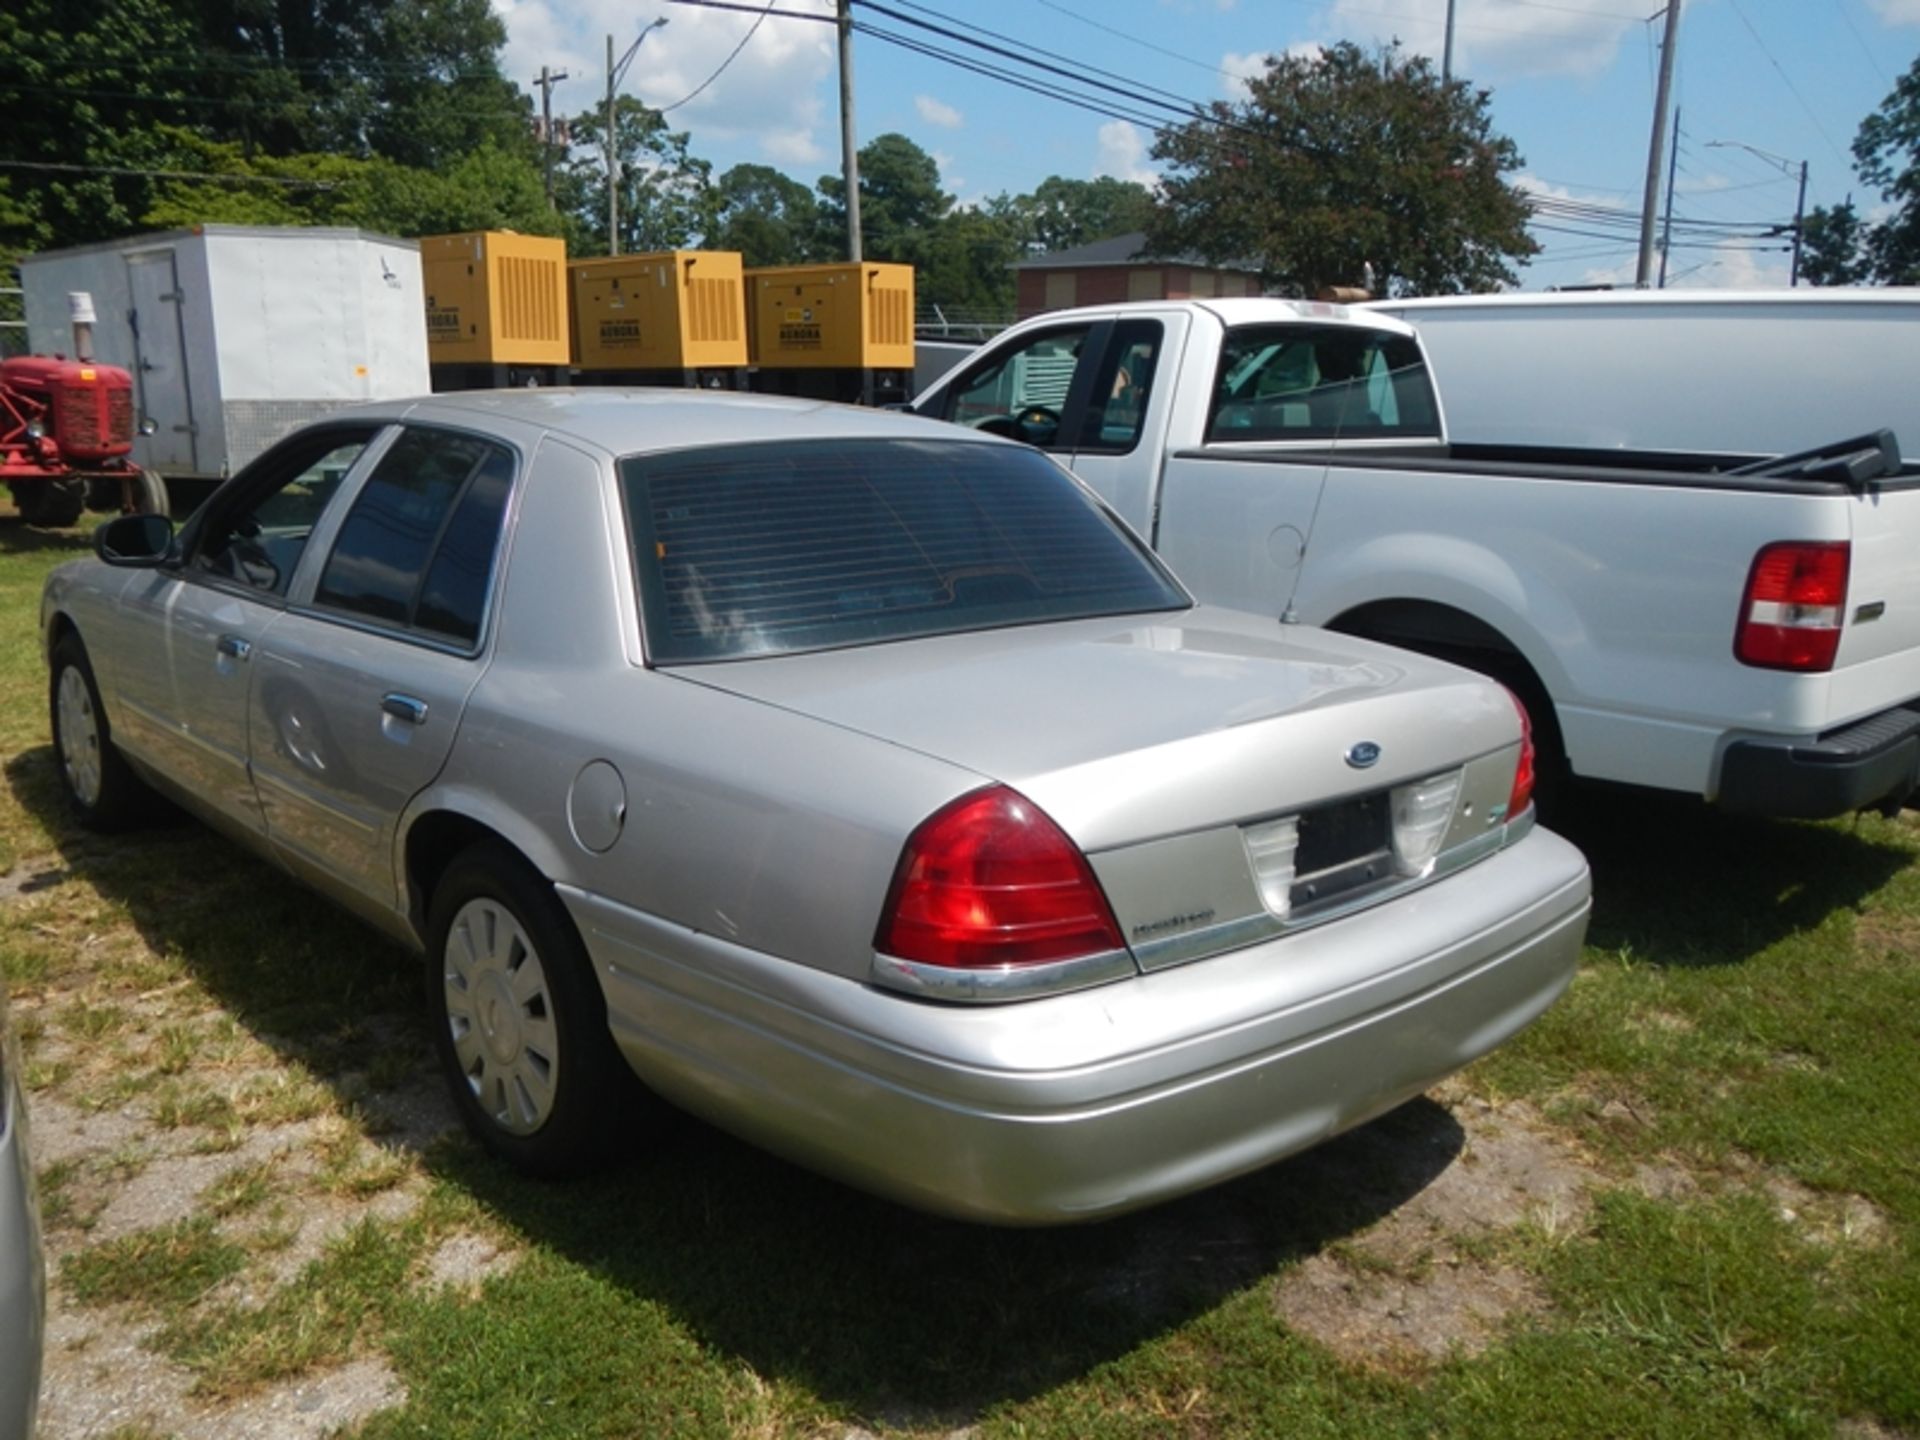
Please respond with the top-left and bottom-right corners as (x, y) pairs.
(565, 827), (1591, 1225)
(1716, 703), (1920, 818)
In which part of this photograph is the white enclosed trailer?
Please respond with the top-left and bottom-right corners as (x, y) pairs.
(22, 226), (429, 495)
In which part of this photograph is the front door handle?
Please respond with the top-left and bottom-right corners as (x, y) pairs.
(381, 693), (429, 726)
(215, 634), (251, 660)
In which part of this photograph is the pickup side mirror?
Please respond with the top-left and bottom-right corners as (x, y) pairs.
(95, 513), (177, 568)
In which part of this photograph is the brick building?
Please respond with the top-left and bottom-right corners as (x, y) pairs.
(1013, 232), (1264, 318)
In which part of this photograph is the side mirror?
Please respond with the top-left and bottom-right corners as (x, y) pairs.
(95, 513), (176, 567)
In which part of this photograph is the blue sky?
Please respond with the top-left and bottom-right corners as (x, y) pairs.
(491, 0), (1920, 290)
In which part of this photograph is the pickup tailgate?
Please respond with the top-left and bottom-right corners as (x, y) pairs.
(1830, 479), (1920, 721)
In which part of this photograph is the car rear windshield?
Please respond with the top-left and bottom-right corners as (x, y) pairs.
(619, 437), (1188, 663)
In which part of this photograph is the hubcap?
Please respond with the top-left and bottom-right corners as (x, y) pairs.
(442, 897), (558, 1136)
(56, 666), (103, 807)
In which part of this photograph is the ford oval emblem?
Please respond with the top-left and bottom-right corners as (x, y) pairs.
(1346, 741), (1382, 769)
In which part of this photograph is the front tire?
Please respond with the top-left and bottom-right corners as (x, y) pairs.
(49, 634), (153, 831)
(426, 843), (641, 1176)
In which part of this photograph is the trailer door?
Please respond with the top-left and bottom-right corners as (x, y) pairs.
(126, 250), (199, 471)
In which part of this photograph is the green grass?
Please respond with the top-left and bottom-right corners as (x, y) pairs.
(4, 520), (1918, 1436)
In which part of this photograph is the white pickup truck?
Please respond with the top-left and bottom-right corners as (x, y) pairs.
(911, 297), (1920, 819)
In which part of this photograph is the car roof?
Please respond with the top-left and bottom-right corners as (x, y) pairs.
(341, 388), (1011, 457)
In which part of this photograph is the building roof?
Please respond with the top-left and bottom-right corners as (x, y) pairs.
(1013, 231), (1263, 275)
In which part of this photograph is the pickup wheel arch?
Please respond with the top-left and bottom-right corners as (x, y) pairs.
(1326, 600), (1571, 816)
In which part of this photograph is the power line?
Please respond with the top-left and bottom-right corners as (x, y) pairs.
(657, 0), (779, 113)
(1028, 0), (1242, 82)
(889, 0), (1206, 112)
(1829, 0), (1892, 87)
(1724, 0), (1852, 169)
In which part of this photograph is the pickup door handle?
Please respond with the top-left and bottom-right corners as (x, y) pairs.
(215, 634), (251, 660)
(381, 693), (429, 726)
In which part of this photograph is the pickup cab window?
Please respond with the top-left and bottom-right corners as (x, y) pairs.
(1207, 326), (1439, 443)
(1077, 320), (1163, 456)
(938, 325), (1090, 448)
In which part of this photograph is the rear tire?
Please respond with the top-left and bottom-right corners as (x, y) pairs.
(49, 635), (153, 831)
(426, 842), (647, 1176)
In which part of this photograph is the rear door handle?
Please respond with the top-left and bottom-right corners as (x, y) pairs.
(381, 693), (429, 726)
(215, 634), (251, 660)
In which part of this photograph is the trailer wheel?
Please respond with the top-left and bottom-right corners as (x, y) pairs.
(135, 469), (171, 518)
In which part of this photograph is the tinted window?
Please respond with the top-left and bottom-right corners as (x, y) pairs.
(621, 438), (1187, 663)
(1207, 325), (1439, 442)
(415, 447), (514, 644)
(194, 431), (375, 597)
(1078, 320), (1163, 454)
(315, 429), (512, 645)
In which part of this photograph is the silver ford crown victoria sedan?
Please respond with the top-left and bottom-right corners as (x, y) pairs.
(42, 391), (1590, 1224)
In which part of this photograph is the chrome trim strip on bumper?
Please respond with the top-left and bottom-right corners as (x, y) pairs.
(868, 946), (1136, 1003)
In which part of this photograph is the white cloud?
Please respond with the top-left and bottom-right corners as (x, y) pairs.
(1322, 0), (1636, 79)
(493, 0), (837, 170)
(931, 150), (966, 196)
(1865, 0), (1920, 22)
(1221, 50), (1275, 99)
(1094, 120), (1160, 188)
(915, 94), (964, 129)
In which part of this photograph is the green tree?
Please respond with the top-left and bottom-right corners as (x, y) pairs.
(707, 164), (820, 267)
(1799, 199), (1869, 286)
(0, 0), (200, 250)
(916, 208), (1022, 320)
(815, 132), (950, 263)
(1147, 42), (1536, 297)
(990, 175), (1156, 254)
(558, 97), (710, 257)
(1805, 56), (1920, 284)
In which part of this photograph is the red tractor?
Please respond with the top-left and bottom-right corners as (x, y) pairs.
(1, 354), (168, 527)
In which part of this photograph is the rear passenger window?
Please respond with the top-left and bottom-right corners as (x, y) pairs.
(314, 429), (514, 647)
(1207, 325), (1440, 443)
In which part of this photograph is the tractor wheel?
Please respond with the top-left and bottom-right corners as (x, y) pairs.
(30, 480), (87, 528)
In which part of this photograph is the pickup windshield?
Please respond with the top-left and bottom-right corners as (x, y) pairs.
(620, 437), (1189, 662)
(1208, 324), (1440, 443)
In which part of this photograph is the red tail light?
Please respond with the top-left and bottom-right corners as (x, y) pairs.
(1507, 689), (1536, 819)
(876, 786), (1125, 969)
(1735, 541), (1849, 672)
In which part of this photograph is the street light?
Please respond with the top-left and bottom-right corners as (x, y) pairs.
(1707, 138), (1809, 286)
(606, 16), (669, 256)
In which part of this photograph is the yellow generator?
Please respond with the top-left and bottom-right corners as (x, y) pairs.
(420, 231), (570, 389)
(746, 262), (914, 405)
(571, 251), (748, 388)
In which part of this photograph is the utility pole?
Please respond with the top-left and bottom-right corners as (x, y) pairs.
(837, 0), (862, 261)
(1658, 106), (1680, 288)
(1636, 0), (1682, 288)
(534, 65), (568, 211)
(606, 18), (669, 256)
(1442, 0), (1457, 84)
(1790, 159), (1808, 286)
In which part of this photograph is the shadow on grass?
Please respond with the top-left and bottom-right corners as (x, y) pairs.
(5, 742), (1476, 1418)
(0, 517), (95, 557)
(1552, 784), (1914, 966)
(19, 744), (1909, 1420)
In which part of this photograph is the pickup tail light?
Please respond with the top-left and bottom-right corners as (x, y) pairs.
(1507, 689), (1536, 820)
(876, 786), (1125, 968)
(1736, 541), (1849, 672)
